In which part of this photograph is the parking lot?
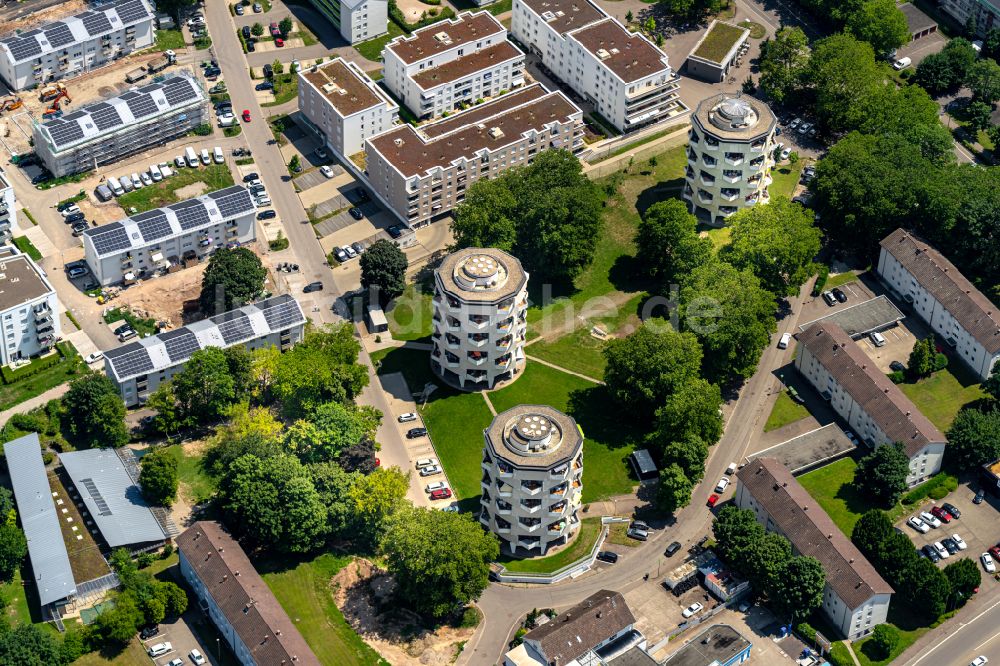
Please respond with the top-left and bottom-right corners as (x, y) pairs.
(139, 610), (213, 666)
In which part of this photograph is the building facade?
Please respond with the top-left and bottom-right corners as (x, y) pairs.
(0, 0), (155, 91)
(177, 521), (321, 666)
(383, 12), (525, 120)
(796, 322), (947, 486)
(83, 186), (256, 286)
(432, 247), (528, 389)
(0, 246), (60, 367)
(104, 295), (306, 406)
(34, 74), (207, 178)
(877, 228), (1000, 381)
(365, 83), (583, 226)
(940, 0), (996, 37)
(0, 167), (17, 245)
(298, 57), (399, 160)
(511, 0), (682, 132)
(481, 405), (583, 555)
(305, 0), (387, 44)
(684, 94), (776, 227)
(736, 458), (894, 640)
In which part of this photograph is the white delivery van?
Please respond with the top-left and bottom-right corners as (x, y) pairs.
(185, 146), (199, 167)
(149, 164), (162, 181)
(213, 146), (224, 164)
(200, 148), (211, 165)
(778, 332), (792, 349)
(892, 56), (912, 70)
(120, 175), (134, 192)
(107, 176), (125, 196)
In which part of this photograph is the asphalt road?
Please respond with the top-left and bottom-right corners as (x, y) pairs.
(899, 591), (1000, 666)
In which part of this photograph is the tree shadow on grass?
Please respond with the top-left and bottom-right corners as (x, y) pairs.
(566, 385), (644, 451)
(608, 253), (648, 295)
(635, 177), (685, 219)
(832, 472), (875, 524)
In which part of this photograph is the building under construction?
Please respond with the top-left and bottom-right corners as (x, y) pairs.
(32, 73), (206, 177)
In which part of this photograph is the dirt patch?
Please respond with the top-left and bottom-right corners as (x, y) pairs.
(174, 181), (209, 200)
(395, 0), (440, 21)
(112, 263), (208, 328)
(331, 559), (477, 665)
(0, 0), (89, 35)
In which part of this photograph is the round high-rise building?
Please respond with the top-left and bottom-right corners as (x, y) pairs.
(683, 93), (777, 227)
(431, 248), (528, 390)
(480, 405), (583, 556)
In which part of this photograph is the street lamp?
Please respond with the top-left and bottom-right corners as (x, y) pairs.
(216, 637), (221, 660)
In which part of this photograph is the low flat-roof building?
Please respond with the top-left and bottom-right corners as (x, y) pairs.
(0, 245), (61, 366)
(104, 295), (306, 406)
(746, 423), (857, 475)
(383, 12), (525, 120)
(504, 590), (642, 666)
(177, 521), (321, 666)
(736, 458), (893, 639)
(877, 228), (1000, 381)
(4, 434), (77, 611)
(661, 624), (752, 666)
(83, 186), (257, 286)
(796, 321), (946, 486)
(686, 21), (750, 83)
(297, 57), (399, 160)
(899, 2), (938, 40)
(629, 449), (658, 483)
(365, 83), (583, 227)
(796, 295), (905, 340)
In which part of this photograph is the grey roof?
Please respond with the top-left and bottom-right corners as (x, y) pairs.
(83, 186), (255, 258)
(104, 295), (306, 382)
(880, 228), (1000, 354)
(797, 295), (905, 339)
(0, 0), (153, 65)
(0, 246), (55, 312)
(630, 449), (657, 476)
(525, 590), (635, 663)
(899, 2), (937, 33)
(662, 624), (750, 666)
(4, 434), (77, 606)
(38, 74), (204, 151)
(58, 448), (168, 547)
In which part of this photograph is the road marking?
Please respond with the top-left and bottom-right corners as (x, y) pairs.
(972, 625), (1000, 653)
(909, 594), (1000, 665)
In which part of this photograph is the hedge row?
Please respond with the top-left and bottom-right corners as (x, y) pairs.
(0, 343), (73, 384)
(901, 472), (959, 506)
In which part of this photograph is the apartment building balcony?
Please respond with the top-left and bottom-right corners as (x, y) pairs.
(719, 205), (739, 216)
(520, 499), (542, 514)
(702, 136), (720, 150)
(479, 511), (490, 527)
(682, 184), (693, 200)
(547, 521), (567, 536)
(467, 332), (487, 347)
(496, 480), (513, 498)
(467, 351), (487, 366)
(496, 517), (512, 534)
(37, 334), (55, 347)
(521, 480), (543, 496)
(702, 154), (717, 167)
(443, 332), (459, 348)
(495, 353), (512, 368)
(496, 335), (513, 350)
(697, 189), (713, 204)
(549, 501), (567, 516)
(496, 499), (513, 515)
(750, 139), (767, 152)
(518, 517), (541, 532)
(446, 315), (461, 330)
(468, 313), (490, 328)
(444, 351), (460, 367)
(685, 166), (695, 180)
(720, 188), (739, 202)
(687, 149), (698, 166)
(33, 304), (51, 321)
(497, 462), (513, 478)
(749, 156), (765, 171)
(550, 482), (568, 497)
(699, 170), (715, 187)
(517, 537), (541, 550)
(723, 170), (741, 183)
(724, 152), (745, 166)
(551, 463), (569, 477)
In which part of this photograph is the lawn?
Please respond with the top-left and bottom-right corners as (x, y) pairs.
(703, 225), (732, 252)
(102, 307), (158, 337)
(763, 390), (811, 432)
(155, 29), (185, 50)
(386, 284), (433, 342)
(262, 553), (389, 666)
(499, 517), (602, 573)
(355, 21), (404, 61)
(826, 270), (863, 289)
(605, 520), (640, 547)
(164, 444), (216, 504)
(798, 457), (908, 538)
(263, 72), (300, 107)
(451, 0), (512, 14)
(693, 21), (746, 62)
(770, 160), (805, 199)
(116, 163), (234, 213)
(489, 362), (636, 503)
(0, 569), (32, 627)
(12, 235), (42, 261)
(0, 343), (84, 411)
(852, 605), (935, 666)
(899, 366), (985, 432)
(73, 639), (151, 665)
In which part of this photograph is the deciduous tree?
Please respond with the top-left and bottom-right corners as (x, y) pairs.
(139, 448), (179, 506)
(868, 624), (899, 660)
(635, 199), (711, 288)
(851, 509), (895, 560)
(349, 467), (409, 548)
(360, 239), (407, 305)
(712, 506), (765, 577)
(946, 408), (1000, 471)
(854, 442), (910, 507)
(846, 0), (909, 58)
(944, 557), (982, 602)
(279, 16), (293, 36)
(656, 435), (709, 483)
(0, 524), (26, 583)
(770, 556), (825, 621)
(308, 461), (361, 537)
(967, 58), (1000, 104)
(271, 324), (368, 419)
(0, 623), (64, 664)
(172, 347), (236, 425)
(654, 378), (723, 446)
(759, 27), (810, 104)
(656, 463), (693, 514)
(199, 247), (267, 314)
(145, 382), (181, 438)
(62, 374), (128, 448)
(746, 532), (792, 593)
(283, 401), (382, 464)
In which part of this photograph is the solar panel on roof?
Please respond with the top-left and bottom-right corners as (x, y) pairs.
(109, 346), (154, 378)
(170, 200), (210, 230)
(124, 95), (158, 119)
(212, 188), (255, 219)
(115, 0), (150, 24)
(90, 224), (132, 255)
(163, 331), (200, 363)
(45, 23), (75, 49)
(134, 210), (172, 243)
(90, 103), (122, 131)
(262, 299), (303, 331)
(81, 11), (113, 36)
(163, 78), (198, 106)
(47, 121), (85, 148)
(8, 36), (42, 62)
(80, 479), (112, 516)
(216, 313), (255, 345)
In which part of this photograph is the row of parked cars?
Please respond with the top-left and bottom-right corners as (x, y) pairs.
(56, 200), (91, 236)
(241, 171), (271, 208)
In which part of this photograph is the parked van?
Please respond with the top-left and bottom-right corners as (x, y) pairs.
(107, 176), (125, 196)
(94, 184), (114, 202)
(200, 148), (211, 165)
(120, 175), (134, 193)
(870, 331), (887, 347)
(892, 56), (911, 70)
(185, 146), (199, 167)
(213, 146), (224, 164)
(778, 332), (791, 349)
(149, 164), (162, 181)
(726, 462), (738, 475)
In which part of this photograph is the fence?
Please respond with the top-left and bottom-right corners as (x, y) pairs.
(492, 516), (629, 584)
(584, 125), (692, 179)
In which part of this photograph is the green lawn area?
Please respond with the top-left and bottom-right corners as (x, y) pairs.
(155, 29), (185, 50)
(355, 21), (404, 61)
(770, 160), (805, 199)
(451, 0), (512, 14)
(500, 517), (602, 573)
(852, 605), (935, 666)
(0, 569), (32, 627)
(386, 284), (433, 342)
(0, 343), (84, 411)
(164, 444), (216, 504)
(102, 307), (158, 337)
(763, 390), (811, 432)
(490, 362), (636, 503)
(826, 270), (863, 289)
(693, 21), (746, 62)
(262, 553), (388, 666)
(117, 163), (234, 213)
(899, 367), (985, 432)
(799, 457), (908, 538)
(263, 72), (300, 107)
(12, 235), (42, 261)
(73, 639), (151, 665)
(702, 225), (732, 253)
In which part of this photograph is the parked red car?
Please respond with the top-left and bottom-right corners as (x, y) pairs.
(430, 488), (452, 500)
(930, 506), (952, 523)
(990, 545), (1000, 561)
(275, 37), (284, 47)
(707, 494), (719, 507)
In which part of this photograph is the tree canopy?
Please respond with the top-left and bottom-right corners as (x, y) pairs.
(62, 374), (128, 448)
(283, 401), (382, 464)
(845, 0), (909, 58)
(635, 199), (712, 288)
(656, 463), (694, 514)
(915, 38), (978, 95)
(647, 377), (723, 461)
(271, 324), (368, 419)
(199, 247), (267, 314)
(360, 239), (407, 305)
(171, 347), (236, 425)
(946, 408), (1000, 471)
(854, 442), (910, 507)
(770, 556), (826, 622)
(349, 467), (410, 549)
(759, 27), (810, 104)
(139, 448), (179, 506)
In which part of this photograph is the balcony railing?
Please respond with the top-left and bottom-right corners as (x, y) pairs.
(699, 171), (715, 186)
(724, 152), (745, 166)
(723, 170), (741, 183)
(702, 154), (717, 167)
(720, 188), (739, 201)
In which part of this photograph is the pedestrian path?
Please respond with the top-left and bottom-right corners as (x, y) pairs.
(0, 383), (70, 424)
(526, 354), (603, 385)
(23, 224), (56, 258)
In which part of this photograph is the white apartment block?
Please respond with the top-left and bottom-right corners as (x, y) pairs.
(0, 246), (61, 366)
(383, 12), (525, 120)
(297, 58), (399, 160)
(306, 0), (387, 44)
(684, 94), (777, 227)
(0, 167), (17, 245)
(736, 458), (893, 640)
(511, 0), (682, 132)
(104, 295), (306, 406)
(878, 228), (1000, 381)
(83, 186), (257, 286)
(796, 322), (947, 486)
(481, 405), (583, 555)
(365, 83), (583, 226)
(0, 0), (154, 91)
(432, 248), (528, 389)
(34, 74), (207, 178)
(940, 0), (997, 37)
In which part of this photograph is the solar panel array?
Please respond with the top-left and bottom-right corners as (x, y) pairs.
(163, 331), (200, 364)
(105, 345), (154, 378)
(133, 210), (172, 243)
(46, 23), (75, 49)
(81, 11), (113, 36)
(170, 200), (211, 231)
(3, 32), (42, 63)
(216, 312), (255, 345)
(210, 187), (256, 219)
(163, 77), (199, 106)
(80, 479), (112, 516)
(262, 298), (305, 331)
(115, 0), (151, 24)
(87, 223), (132, 256)
(89, 103), (122, 132)
(124, 93), (158, 120)
(45, 120), (85, 148)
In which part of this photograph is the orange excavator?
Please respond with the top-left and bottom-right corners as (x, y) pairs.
(41, 89), (71, 119)
(39, 82), (67, 102)
(0, 97), (23, 115)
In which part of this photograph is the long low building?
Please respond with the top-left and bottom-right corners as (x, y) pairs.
(177, 521), (321, 666)
(0, 0), (155, 91)
(83, 186), (256, 286)
(34, 74), (207, 178)
(878, 228), (1000, 381)
(104, 295), (306, 406)
(795, 322), (946, 486)
(364, 83), (583, 227)
(736, 458), (893, 640)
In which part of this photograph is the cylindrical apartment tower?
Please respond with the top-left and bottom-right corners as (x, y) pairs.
(431, 247), (528, 390)
(480, 405), (583, 556)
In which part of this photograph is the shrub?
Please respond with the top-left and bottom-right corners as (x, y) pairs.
(795, 622), (817, 644)
(902, 473), (958, 505)
(934, 353), (948, 370)
(888, 370), (905, 384)
(269, 232), (289, 251)
(869, 624), (899, 660)
(192, 123), (212, 136)
(812, 264), (829, 296)
(137, 552), (155, 569)
(828, 642), (854, 666)
(161, 544), (174, 558)
(42, 452), (55, 465)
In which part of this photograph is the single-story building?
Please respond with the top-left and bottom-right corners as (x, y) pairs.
(899, 3), (938, 40)
(629, 449), (658, 483)
(661, 624), (752, 666)
(685, 21), (750, 83)
(366, 303), (388, 333)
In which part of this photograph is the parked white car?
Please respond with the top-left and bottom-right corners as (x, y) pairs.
(419, 465), (442, 477)
(424, 481), (447, 493)
(190, 649), (206, 665)
(920, 511), (942, 528)
(714, 477), (730, 493)
(415, 458), (438, 469)
(84, 352), (104, 364)
(147, 642), (172, 657)
(932, 541), (950, 559)
(952, 534), (968, 550)
(682, 602), (704, 618)
(320, 165), (335, 178)
(398, 413), (417, 423)
(907, 516), (930, 533)
(982, 552), (996, 573)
